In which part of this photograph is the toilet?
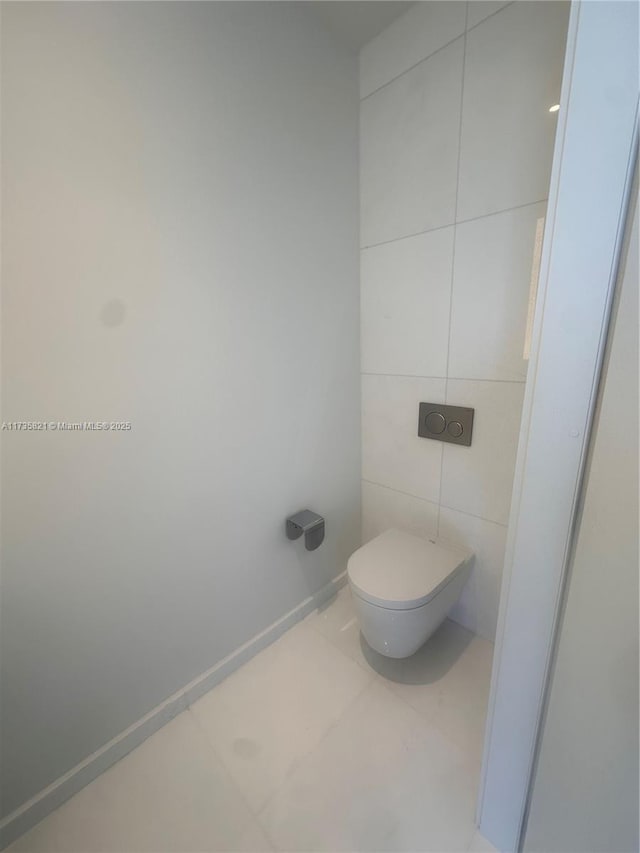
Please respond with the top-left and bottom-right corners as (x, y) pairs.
(347, 528), (473, 659)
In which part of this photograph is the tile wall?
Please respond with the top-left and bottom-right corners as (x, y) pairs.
(359, 1), (569, 639)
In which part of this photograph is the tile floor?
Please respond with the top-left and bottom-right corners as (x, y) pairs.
(8, 587), (497, 853)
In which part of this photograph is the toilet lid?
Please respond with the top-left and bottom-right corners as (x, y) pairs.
(347, 528), (472, 610)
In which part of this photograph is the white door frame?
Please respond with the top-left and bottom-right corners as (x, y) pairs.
(477, 2), (639, 850)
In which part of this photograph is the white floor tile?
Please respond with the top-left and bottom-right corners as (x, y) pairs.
(7, 712), (272, 853)
(361, 480), (439, 545)
(365, 620), (494, 770)
(360, 39), (463, 246)
(308, 592), (494, 772)
(10, 601), (493, 853)
(189, 620), (372, 813)
(259, 680), (478, 852)
(362, 374), (445, 504)
(361, 227), (454, 377)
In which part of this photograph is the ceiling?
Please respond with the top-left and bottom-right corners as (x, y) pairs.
(308, 2), (413, 51)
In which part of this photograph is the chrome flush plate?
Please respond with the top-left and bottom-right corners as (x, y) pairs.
(418, 402), (474, 446)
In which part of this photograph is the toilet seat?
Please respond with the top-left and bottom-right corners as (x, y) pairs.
(347, 528), (471, 611)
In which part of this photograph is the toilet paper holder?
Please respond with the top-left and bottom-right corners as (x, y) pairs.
(286, 510), (325, 551)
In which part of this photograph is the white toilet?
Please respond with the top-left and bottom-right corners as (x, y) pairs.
(347, 528), (473, 659)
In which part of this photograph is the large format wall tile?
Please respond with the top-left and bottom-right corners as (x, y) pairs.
(457, 1), (569, 221)
(439, 506), (508, 640)
(360, 2), (467, 99)
(361, 227), (454, 377)
(441, 379), (525, 525)
(362, 374), (445, 503)
(360, 38), (463, 247)
(358, 2), (567, 642)
(362, 480), (438, 544)
(449, 201), (546, 381)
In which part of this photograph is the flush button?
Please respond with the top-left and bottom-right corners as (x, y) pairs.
(447, 421), (464, 438)
(425, 411), (446, 434)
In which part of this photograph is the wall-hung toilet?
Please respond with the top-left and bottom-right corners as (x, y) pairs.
(347, 528), (473, 659)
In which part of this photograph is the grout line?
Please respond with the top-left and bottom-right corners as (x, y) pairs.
(439, 503), (509, 529)
(363, 478), (440, 510)
(438, 1), (470, 533)
(361, 372), (527, 385)
(362, 478), (440, 510)
(306, 588), (494, 777)
(254, 642), (375, 820)
(362, 371), (447, 381)
(361, 32), (465, 103)
(362, 221), (454, 251)
(187, 708), (270, 831)
(361, 198), (549, 252)
(445, 0), (469, 390)
(183, 601), (350, 830)
(466, 0), (516, 34)
(191, 621), (373, 830)
(362, 478), (508, 529)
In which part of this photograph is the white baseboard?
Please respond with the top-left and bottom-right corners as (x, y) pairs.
(0, 572), (347, 850)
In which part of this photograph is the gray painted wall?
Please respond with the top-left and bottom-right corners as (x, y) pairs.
(524, 190), (639, 851)
(0, 1), (360, 818)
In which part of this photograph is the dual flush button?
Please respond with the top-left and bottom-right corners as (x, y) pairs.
(418, 402), (474, 447)
(424, 411), (464, 439)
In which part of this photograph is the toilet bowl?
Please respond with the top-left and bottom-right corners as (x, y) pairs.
(347, 528), (473, 659)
